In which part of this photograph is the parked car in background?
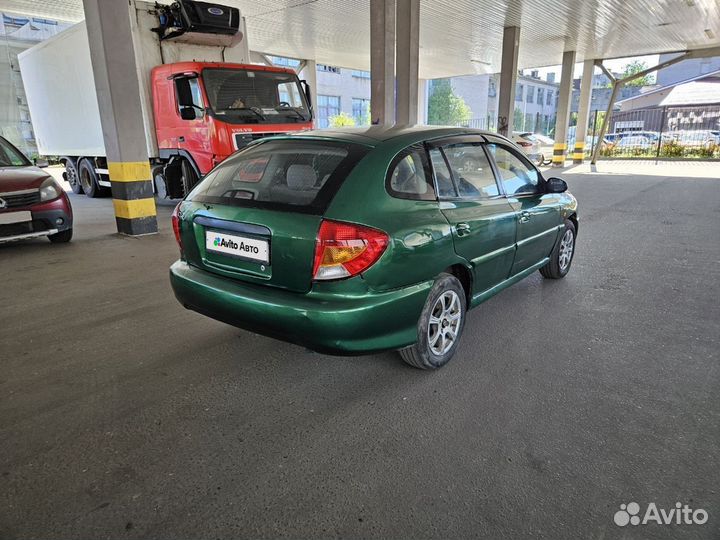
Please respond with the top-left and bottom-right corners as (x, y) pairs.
(512, 132), (543, 165)
(0, 136), (73, 244)
(533, 134), (554, 165)
(170, 126), (578, 369)
(615, 135), (653, 151)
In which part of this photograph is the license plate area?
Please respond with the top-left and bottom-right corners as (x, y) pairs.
(205, 229), (270, 265)
(0, 211), (32, 225)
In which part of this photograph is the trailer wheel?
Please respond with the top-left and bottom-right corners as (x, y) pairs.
(64, 159), (83, 195)
(78, 159), (108, 198)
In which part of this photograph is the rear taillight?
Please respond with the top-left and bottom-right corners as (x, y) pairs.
(313, 220), (389, 281)
(171, 203), (183, 253)
(517, 141), (532, 148)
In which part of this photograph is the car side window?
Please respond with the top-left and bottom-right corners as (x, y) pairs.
(442, 143), (499, 198)
(487, 144), (541, 196)
(428, 148), (456, 198)
(386, 145), (436, 200)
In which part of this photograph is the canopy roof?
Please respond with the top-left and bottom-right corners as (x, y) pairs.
(3, 0), (719, 77)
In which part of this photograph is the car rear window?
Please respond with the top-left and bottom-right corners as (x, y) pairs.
(187, 139), (369, 213)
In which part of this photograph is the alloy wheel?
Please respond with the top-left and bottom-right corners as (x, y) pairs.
(427, 290), (462, 356)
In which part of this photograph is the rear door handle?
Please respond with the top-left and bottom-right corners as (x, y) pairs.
(519, 211), (531, 223)
(456, 223), (471, 236)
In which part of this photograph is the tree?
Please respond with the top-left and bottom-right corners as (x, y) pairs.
(329, 112), (356, 127)
(611, 60), (654, 87)
(428, 79), (472, 126)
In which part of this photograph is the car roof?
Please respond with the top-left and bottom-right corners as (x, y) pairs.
(276, 125), (508, 147)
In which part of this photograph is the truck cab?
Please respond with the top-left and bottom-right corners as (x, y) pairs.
(152, 62), (313, 198)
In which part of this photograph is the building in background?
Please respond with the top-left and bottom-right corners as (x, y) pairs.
(0, 12), (70, 156)
(570, 70), (643, 116)
(656, 54), (720, 86)
(431, 70), (559, 135)
(315, 65), (372, 128)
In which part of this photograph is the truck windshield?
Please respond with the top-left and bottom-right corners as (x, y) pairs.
(202, 68), (310, 124)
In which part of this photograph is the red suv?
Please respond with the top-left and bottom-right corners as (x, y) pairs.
(0, 137), (73, 244)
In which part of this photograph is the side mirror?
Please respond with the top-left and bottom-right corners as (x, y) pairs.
(34, 157), (49, 168)
(180, 106), (197, 121)
(300, 80), (314, 117)
(546, 177), (568, 193)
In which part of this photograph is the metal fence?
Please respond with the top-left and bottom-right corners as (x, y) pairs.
(593, 106), (720, 160)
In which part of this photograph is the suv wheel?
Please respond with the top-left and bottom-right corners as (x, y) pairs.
(399, 273), (466, 370)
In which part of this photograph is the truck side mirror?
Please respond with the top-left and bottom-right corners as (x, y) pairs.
(180, 107), (196, 121)
(300, 80), (313, 116)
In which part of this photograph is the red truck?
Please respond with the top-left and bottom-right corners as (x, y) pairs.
(19, 1), (313, 200)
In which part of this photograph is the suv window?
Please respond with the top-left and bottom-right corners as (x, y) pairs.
(386, 145), (435, 200)
(442, 143), (499, 198)
(487, 144), (540, 196)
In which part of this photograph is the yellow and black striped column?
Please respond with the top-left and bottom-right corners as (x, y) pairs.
(108, 162), (157, 236)
(572, 142), (586, 164)
(83, 0), (158, 236)
(552, 143), (567, 167)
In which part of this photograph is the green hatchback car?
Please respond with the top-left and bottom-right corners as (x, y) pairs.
(170, 126), (578, 369)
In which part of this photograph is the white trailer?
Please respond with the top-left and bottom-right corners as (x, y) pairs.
(18, 1), (259, 198)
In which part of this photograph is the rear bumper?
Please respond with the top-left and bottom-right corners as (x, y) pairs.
(169, 260), (432, 355)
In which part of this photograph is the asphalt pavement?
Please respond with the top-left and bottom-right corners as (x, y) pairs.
(1, 163), (718, 539)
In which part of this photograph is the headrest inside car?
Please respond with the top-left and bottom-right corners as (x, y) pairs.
(286, 164), (317, 190)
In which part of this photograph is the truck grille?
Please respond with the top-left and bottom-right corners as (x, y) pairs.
(234, 132), (281, 150)
(0, 190), (41, 209)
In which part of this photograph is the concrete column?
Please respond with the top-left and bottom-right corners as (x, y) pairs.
(497, 26), (520, 137)
(299, 59), (318, 125)
(573, 58), (594, 164)
(82, 0), (157, 235)
(370, 0), (395, 125)
(417, 78), (428, 125)
(552, 49), (576, 167)
(395, 0), (419, 125)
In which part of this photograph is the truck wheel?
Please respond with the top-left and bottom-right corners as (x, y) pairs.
(181, 159), (199, 195)
(64, 160), (83, 194)
(398, 273), (466, 370)
(152, 165), (168, 199)
(78, 159), (106, 198)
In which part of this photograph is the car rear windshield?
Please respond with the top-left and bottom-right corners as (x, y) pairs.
(187, 139), (370, 213)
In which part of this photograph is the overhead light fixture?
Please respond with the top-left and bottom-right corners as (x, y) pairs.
(705, 28), (716, 39)
(684, 0), (696, 6)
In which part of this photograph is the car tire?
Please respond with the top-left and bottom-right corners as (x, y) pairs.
(540, 219), (576, 279)
(78, 159), (108, 198)
(48, 228), (73, 243)
(399, 273), (466, 370)
(64, 160), (83, 195)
